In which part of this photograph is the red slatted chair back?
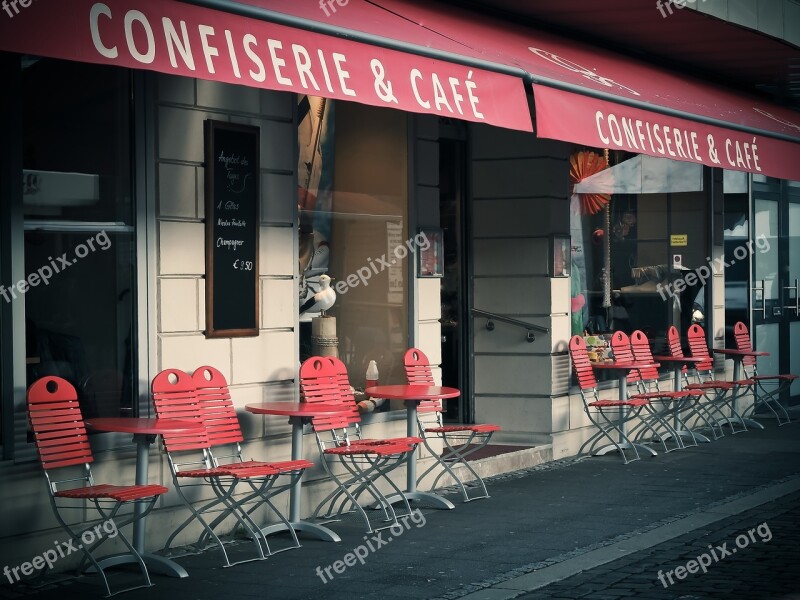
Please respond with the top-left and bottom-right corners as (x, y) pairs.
(630, 330), (660, 382)
(327, 357), (363, 426)
(610, 331), (641, 385)
(666, 326), (688, 377)
(299, 357), (359, 432)
(192, 366), (244, 446)
(27, 377), (94, 471)
(733, 321), (758, 367)
(569, 335), (598, 391)
(687, 324), (714, 371)
(403, 348), (442, 414)
(152, 369), (210, 452)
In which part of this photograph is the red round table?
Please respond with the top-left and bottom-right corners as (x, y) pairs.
(713, 348), (770, 429)
(245, 402), (347, 542)
(85, 417), (203, 578)
(590, 362), (660, 458)
(712, 348), (768, 380)
(365, 385), (460, 510)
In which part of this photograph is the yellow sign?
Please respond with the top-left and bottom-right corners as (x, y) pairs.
(670, 234), (688, 247)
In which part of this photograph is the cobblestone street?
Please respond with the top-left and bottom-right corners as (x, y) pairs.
(517, 491), (800, 600)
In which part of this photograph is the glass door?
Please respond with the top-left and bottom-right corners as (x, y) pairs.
(752, 177), (800, 405)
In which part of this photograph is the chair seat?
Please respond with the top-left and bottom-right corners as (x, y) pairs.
(356, 436), (423, 446)
(631, 390), (697, 400)
(219, 459), (314, 474)
(215, 463), (282, 477)
(589, 398), (649, 408)
(267, 459), (315, 472)
(324, 443), (413, 456)
(55, 483), (168, 502)
(686, 381), (735, 390)
(176, 465), (278, 478)
(425, 424), (501, 434)
(176, 467), (242, 478)
(751, 374), (798, 382)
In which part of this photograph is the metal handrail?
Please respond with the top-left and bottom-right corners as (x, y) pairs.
(471, 309), (548, 343)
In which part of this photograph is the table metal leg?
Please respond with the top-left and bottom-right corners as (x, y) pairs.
(670, 366), (711, 444)
(594, 374), (657, 458)
(384, 401), (454, 510)
(262, 418), (340, 542)
(618, 375), (627, 441)
(729, 358), (764, 430)
(133, 436), (149, 551)
(95, 436), (189, 578)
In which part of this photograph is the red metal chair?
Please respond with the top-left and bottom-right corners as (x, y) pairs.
(609, 331), (683, 451)
(299, 356), (417, 533)
(403, 348), (500, 501)
(152, 368), (309, 567)
(191, 366), (314, 545)
(664, 325), (730, 441)
(733, 321), (797, 425)
(686, 324), (750, 433)
(27, 376), (168, 596)
(311, 357), (421, 448)
(627, 330), (705, 448)
(569, 335), (661, 464)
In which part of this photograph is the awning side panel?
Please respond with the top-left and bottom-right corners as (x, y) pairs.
(534, 86), (800, 181)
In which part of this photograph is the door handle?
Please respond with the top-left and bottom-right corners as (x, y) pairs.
(752, 279), (766, 318)
(784, 278), (799, 316)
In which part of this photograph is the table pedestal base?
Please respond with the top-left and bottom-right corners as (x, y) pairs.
(670, 429), (711, 443)
(726, 417), (764, 430)
(661, 428), (711, 444)
(594, 442), (658, 458)
(93, 552), (188, 578)
(259, 520), (341, 543)
(384, 491), (455, 510)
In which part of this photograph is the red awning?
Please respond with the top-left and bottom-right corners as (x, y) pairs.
(0, 0), (532, 132)
(1, 0), (799, 180)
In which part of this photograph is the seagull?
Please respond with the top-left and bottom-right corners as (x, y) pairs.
(299, 273), (336, 316)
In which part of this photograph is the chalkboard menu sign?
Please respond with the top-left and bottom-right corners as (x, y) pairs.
(204, 120), (260, 338)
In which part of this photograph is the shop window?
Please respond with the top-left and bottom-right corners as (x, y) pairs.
(21, 58), (136, 419)
(570, 151), (708, 353)
(298, 97), (409, 397)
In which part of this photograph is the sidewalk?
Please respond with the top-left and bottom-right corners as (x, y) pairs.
(4, 421), (800, 600)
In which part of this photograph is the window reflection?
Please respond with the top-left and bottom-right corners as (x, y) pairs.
(298, 98), (409, 396)
(570, 151), (708, 351)
(22, 57), (135, 419)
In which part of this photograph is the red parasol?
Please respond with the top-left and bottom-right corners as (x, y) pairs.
(569, 151), (610, 215)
